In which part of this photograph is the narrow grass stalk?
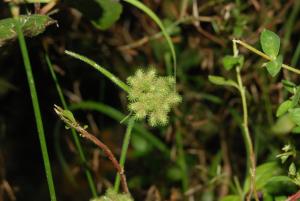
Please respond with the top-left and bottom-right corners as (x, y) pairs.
(175, 130), (188, 192)
(233, 39), (300, 75)
(123, 0), (177, 78)
(114, 117), (135, 193)
(15, 19), (57, 201)
(233, 41), (259, 201)
(45, 54), (98, 197)
(64, 50), (129, 92)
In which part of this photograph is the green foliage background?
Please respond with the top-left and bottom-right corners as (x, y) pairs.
(1, 0), (300, 201)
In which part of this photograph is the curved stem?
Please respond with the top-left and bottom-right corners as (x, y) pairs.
(233, 39), (300, 75)
(114, 117), (135, 193)
(65, 50), (130, 92)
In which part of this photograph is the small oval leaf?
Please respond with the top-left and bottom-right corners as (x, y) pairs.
(276, 100), (292, 117)
(260, 29), (281, 59)
(265, 55), (283, 77)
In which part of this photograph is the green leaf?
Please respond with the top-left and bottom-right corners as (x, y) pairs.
(289, 108), (300, 126)
(282, 80), (297, 94)
(0, 14), (56, 47)
(265, 176), (294, 184)
(272, 114), (295, 135)
(276, 100), (292, 117)
(92, 0), (123, 30)
(220, 195), (240, 201)
(260, 29), (281, 59)
(291, 126), (300, 134)
(208, 75), (238, 88)
(244, 162), (281, 192)
(265, 55), (283, 77)
(222, 55), (244, 71)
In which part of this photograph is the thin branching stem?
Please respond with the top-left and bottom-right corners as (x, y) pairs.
(233, 39), (300, 75)
(54, 105), (129, 193)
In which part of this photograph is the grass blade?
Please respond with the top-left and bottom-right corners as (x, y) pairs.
(15, 18), (57, 201)
(124, 0), (177, 78)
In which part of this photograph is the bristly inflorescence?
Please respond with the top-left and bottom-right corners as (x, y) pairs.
(127, 68), (181, 127)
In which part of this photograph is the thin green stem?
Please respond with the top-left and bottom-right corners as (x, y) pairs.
(236, 67), (258, 201)
(233, 40), (258, 201)
(15, 18), (57, 201)
(233, 39), (300, 75)
(64, 50), (130, 92)
(175, 130), (189, 192)
(114, 117), (135, 193)
(45, 53), (98, 197)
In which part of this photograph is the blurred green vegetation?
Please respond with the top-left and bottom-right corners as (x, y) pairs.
(1, 0), (300, 201)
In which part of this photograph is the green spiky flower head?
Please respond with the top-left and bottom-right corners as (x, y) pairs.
(90, 189), (133, 201)
(127, 68), (181, 127)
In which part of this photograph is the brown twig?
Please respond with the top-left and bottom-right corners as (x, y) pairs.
(54, 105), (129, 194)
(286, 190), (300, 201)
(74, 126), (129, 194)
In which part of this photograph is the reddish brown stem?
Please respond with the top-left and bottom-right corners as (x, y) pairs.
(286, 190), (300, 201)
(75, 127), (129, 194)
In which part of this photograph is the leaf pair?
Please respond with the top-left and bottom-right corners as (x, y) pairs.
(260, 29), (282, 77)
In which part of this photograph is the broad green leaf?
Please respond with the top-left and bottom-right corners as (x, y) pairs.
(272, 114), (295, 134)
(291, 126), (300, 134)
(244, 162), (281, 192)
(222, 55), (244, 71)
(220, 195), (240, 201)
(260, 29), (281, 59)
(289, 108), (300, 126)
(265, 55), (283, 77)
(276, 100), (292, 117)
(0, 14), (56, 47)
(92, 0), (123, 30)
(208, 75), (238, 88)
(275, 196), (287, 201)
(265, 176), (294, 184)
